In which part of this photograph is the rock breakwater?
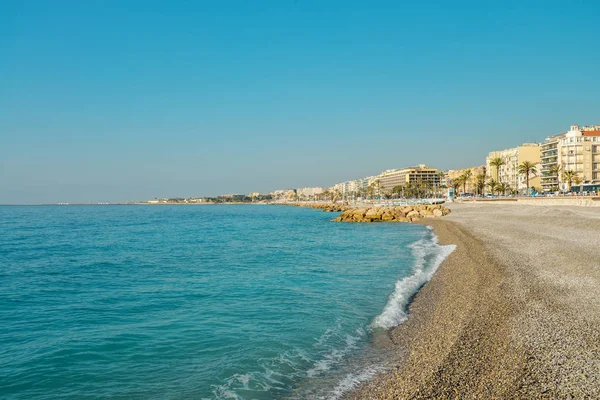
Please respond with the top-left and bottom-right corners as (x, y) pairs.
(332, 205), (450, 223)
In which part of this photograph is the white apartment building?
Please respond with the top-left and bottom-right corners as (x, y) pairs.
(330, 176), (377, 197)
(540, 124), (600, 192)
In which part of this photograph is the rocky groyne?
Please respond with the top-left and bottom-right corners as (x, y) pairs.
(332, 204), (450, 223)
(278, 202), (451, 222)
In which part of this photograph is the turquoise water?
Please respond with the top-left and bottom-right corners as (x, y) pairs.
(0, 205), (453, 399)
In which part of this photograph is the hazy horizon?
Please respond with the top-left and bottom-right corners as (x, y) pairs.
(2, 1), (599, 204)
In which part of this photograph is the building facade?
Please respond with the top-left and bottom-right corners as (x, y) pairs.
(540, 135), (561, 192)
(295, 187), (324, 199)
(447, 165), (486, 194)
(329, 176), (377, 197)
(486, 143), (541, 193)
(540, 124), (600, 192)
(377, 165), (440, 191)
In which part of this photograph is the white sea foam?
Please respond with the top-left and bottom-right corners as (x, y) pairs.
(328, 364), (385, 399)
(373, 228), (455, 329)
(306, 328), (364, 378)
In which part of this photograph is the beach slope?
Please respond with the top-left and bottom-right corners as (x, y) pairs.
(352, 203), (600, 399)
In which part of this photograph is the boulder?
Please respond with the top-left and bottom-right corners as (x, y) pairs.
(401, 206), (413, 214)
(392, 209), (406, 218)
(364, 208), (379, 217)
(433, 208), (443, 217)
(381, 213), (395, 221)
(353, 208), (367, 218)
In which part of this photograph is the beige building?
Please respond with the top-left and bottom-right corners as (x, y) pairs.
(486, 143), (541, 193)
(447, 165), (486, 194)
(295, 187), (324, 199)
(269, 189), (296, 201)
(377, 165), (440, 191)
(540, 124), (600, 192)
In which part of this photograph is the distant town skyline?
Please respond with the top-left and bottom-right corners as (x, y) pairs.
(1, 1), (599, 204)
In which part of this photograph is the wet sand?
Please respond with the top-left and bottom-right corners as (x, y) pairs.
(350, 203), (600, 399)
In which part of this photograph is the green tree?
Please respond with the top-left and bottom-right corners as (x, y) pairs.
(518, 161), (538, 195)
(392, 185), (404, 198)
(489, 157), (505, 182)
(487, 179), (497, 195)
(367, 183), (376, 199)
(562, 170), (578, 192)
(461, 169), (473, 194)
(548, 164), (562, 193)
(574, 175), (583, 195)
(497, 182), (510, 196)
(548, 164), (562, 177)
(475, 174), (486, 196)
(451, 176), (462, 197)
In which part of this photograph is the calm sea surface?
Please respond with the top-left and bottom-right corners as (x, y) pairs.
(0, 205), (452, 399)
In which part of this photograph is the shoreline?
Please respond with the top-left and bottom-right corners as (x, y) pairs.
(348, 216), (510, 398)
(349, 203), (600, 398)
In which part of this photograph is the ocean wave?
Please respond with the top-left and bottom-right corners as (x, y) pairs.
(373, 228), (455, 329)
(213, 322), (368, 399)
(329, 364), (384, 400)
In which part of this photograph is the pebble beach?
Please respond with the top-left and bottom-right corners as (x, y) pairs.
(350, 203), (600, 399)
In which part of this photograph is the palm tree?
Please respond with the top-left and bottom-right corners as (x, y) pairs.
(475, 174), (486, 196)
(549, 164), (561, 177)
(437, 171), (445, 186)
(517, 161), (538, 196)
(548, 164), (562, 193)
(497, 182), (510, 196)
(562, 170), (578, 192)
(452, 176), (464, 198)
(392, 185), (403, 198)
(461, 169), (473, 194)
(489, 157), (505, 182)
(487, 179), (497, 196)
(574, 176), (583, 195)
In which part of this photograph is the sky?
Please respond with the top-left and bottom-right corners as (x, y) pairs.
(1, 0), (599, 204)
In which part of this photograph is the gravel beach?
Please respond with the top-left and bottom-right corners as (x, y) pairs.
(350, 203), (600, 399)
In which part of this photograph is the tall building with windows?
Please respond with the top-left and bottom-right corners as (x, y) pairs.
(540, 135), (561, 192)
(376, 165), (440, 191)
(486, 143), (541, 193)
(540, 124), (600, 192)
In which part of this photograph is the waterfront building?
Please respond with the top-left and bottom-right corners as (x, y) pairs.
(295, 187), (324, 199)
(540, 124), (600, 192)
(269, 189), (296, 201)
(376, 165), (440, 191)
(329, 176), (377, 198)
(447, 166), (486, 194)
(540, 135), (562, 192)
(486, 143), (541, 193)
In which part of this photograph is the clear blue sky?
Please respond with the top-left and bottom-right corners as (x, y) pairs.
(1, 0), (599, 204)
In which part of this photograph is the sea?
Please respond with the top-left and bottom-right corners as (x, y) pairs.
(0, 205), (454, 399)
